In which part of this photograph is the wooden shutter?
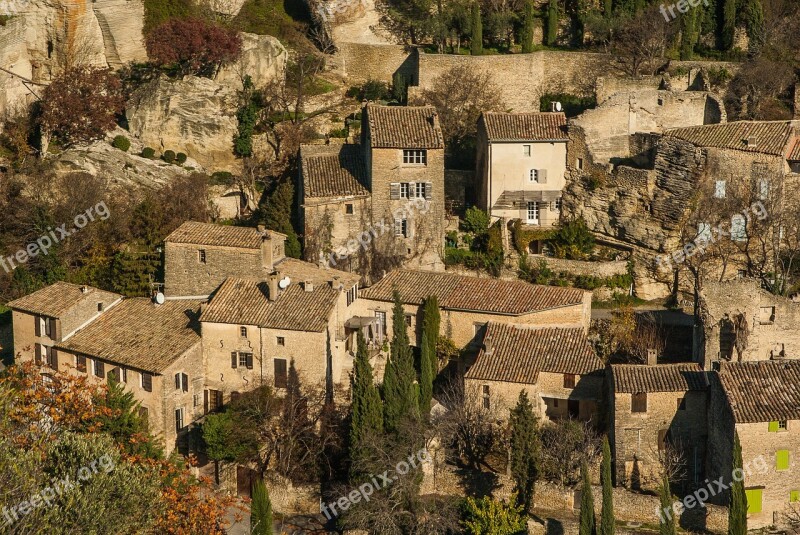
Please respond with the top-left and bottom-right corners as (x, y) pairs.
(175, 373), (181, 390)
(215, 390), (223, 407)
(425, 182), (432, 200)
(34, 344), (42, 364)
(231, 352), (238, 369)
(142, 373), (152, 392)
(76, 355), (86, 372)
(35, 317), (41, 337)
(274, 359), (287, 388)
(631, 392), (647, 413)
(182, 373), (189, 392)
(96, 360), (105, 379)
(204, 390), (209, 414)
(48, 318), (57, 340)
(245, 354), (253, 370)
(390, 183), (401, 200)
(538, 169), (547, 184)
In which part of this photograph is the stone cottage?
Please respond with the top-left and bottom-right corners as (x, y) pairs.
(298, 103), (446, 279)
(464, 322), (604, 422)
(476, 111), (568, 230)
(608, 362), (709, 491)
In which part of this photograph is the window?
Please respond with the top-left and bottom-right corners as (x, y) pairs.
(768, 420), (787, 432)
(198, 249), (206, 264)
(238, 352), (253, 370)
(564, 374), (576, 388)
(394, 218), (408, 237)
(277, 336), (285, 346)
(631, 392), (647, 413)
(759, 306), (775, 325)
(776, 450), (790, 471)
(76, 355), (87, 373)
(523, 145), (531, 157)
(193, 394), (199, 407)
(345, 203), (354, 215)
(730, 214), (747, 242)
(375, 311), (387, 336)
(346, 284), (358, 306)
(93, 359), (105, 379)
(175, 372), (189, 392)
(403, 149), (427, 165)
(404, 314), (413, 327)
(576, 158), (583, 170)
(529, 169), (539, 183)
(482, 385), (490, 409)
(274, 358), (288, 389)
(175, 408), (184, 432)
(759, 179), (769, 200)
(97, 302), (104, 312)
(677, 397), (686, 410)
(141, 372), (152, 392)
(34, 344), (42, 365)
(527, 202), (539, 224)
(414, 182), (425, 198)
(400, 182), (409, 199)
(239, 326), (248, 338)
(714, 180), (726, 198)
(553, 198), (562, 211)
(46, 347), (58, 370)
(657, 98), (664, 106)
(120, 367), (127, 383)
(205, 390), (223, 413)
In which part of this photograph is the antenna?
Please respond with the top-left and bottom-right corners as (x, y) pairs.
(278, 276), (291, 289)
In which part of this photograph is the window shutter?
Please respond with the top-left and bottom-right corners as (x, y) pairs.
(49, 318), (57, 340)
(538, 169), (547, 184)
(231, 352), (238, 369)
(769, 420), (779, 432)
(425, 182), (432, 200)
(34, 344), (42, 364)
(35, 317), (41, 337)
(96, 360), (105, 379)
(204, 390), (209, 414)
(182, 373), (189, 392)
(394, 219), (403, 236)
(390, 183), (401, 200)
(175, 373), (181, 390)
(246, 354), (253, 370)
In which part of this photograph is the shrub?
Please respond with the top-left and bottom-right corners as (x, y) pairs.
(163, 150), (176, 163)
(176, 152), (187, 164)
(146, 17), (242, 77)
(112, 135), (131, 152)
(462, 207), (490, 235)
(141, 147), (156, 159)
(540, 93), (597, 117)
(346, 79), (391, 101)
(549, 218), (595, 260)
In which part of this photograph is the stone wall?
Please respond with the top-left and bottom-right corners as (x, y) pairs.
(0, 16), (33, 123)
(527, 255), (628, 278)
(336, 42), (413, 83)
(164, 241), (267, 297)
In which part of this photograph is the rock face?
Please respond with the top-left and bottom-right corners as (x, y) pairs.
(126, 75), (239, 173)
(217, 32), (287, 91)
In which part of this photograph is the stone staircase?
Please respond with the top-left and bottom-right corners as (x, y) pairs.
(92, 9), (122, 69)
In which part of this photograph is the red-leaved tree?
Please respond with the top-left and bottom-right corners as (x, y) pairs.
(146, 18), (243, 78)
(39, 66), (124, 147)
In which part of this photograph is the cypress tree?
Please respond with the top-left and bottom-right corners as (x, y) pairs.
(579, 460), (596, 535)
(729, 433), (747, 535)
(546, 0), (558, 46)
(721, 0), (736, 50)
(604, 0), (612, 18)
(419, 295), (440, 414)
(658, 473), (676, 535)
(350, 331), (384, 466)
(510, 391), (539, 512)
(743, 0), (764, 51)
(680, 7), (698, 60)
(261, 181), (302, 259)
(250, 478), (273, 535)
(521, 0), (536, 53)
(470, 2), (483, 55)
(383, 290), (419, 431)
(600, 437), (614, 535)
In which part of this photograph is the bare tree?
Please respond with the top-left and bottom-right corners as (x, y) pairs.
(538, 419), (601, 486)
(611, 5), (676, 77)
(784, 503), (800, 533)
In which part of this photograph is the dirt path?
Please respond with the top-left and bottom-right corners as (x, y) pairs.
(331, 0), (395, 45)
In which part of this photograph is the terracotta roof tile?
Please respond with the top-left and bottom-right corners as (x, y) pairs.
(7, 282), (122, 318)
(717, 360), (800, 423)
(366, 104), (444, 149)
(788, 138), (800, 161)
(611, 363), (708, 393)
(360, 269), (586, 315)
(165, 221), (281, 249)
(55, 298), (202, 374)
(465, 322), (601, 384)
(300, 144), (370, 198)
(481, 112), (568, 141)
(664, 122), (795, 156)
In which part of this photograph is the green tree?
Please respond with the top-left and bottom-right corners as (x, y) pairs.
(350, 330), (384, 472)
(680, 6), (699, 60)
(600, 437), (614, 535)
(462, 495), (527, 535)
(382, 290), (419, 431)
(203, 411), (259, 463)
(721, 0), (736, 50)
(521, 0), (536, 53)
(261, 180), (301, 258)
(510, 391), (539, 512)
(729, 433), (747, 535)
(604, 0), (612, 18)
(579, 461), (596, 535)
(419, 295), (441, 414)
(96, 373), (162, 458)
(470, 2), (483, 55)
(546, 0), (558, 46)
(250, 478), (273, 535)
(659, 473), (676, 535)
(743, 0), (764, 51)
(550, 217), (595, 260)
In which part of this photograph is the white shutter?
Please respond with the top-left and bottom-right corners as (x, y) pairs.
(538, 169), (547, 184)
(425, 182), (432, 200)
(390, 183), (401, 200)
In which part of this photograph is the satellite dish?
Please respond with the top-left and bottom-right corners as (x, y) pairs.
(278, 276), (291, 289)
(555, 101), (562, 112)
(154, 292), (166, 305)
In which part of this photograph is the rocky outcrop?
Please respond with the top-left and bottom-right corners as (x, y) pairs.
(126, 75), (239, 173)
(197, 0), (247, 17)
(217, 32), (287, 91)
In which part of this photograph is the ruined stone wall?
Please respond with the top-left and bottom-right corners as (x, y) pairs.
(336, 42), (414, 83)
(527, 255), (629, 278)
(164, 242), (265, 297)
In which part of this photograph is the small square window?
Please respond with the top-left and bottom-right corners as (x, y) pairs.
(240, 326), (248, 338)
(529, 169), (539, 183)
(198, 249), (207, 264)
(404, 314), (412, 327)
(658, 98), (664, 106)
(277, 336), (285, 346)
(631, 392), (647, 413)
(93, 359), (105, 379)
(523, 145), (531, 157)
(400, 183), (409, 198)
(97, 302), (104, 312)
(576, 157), (584, 170)
(403, 149), (427, 165)
(768, 420), (787, 432)
(563, 374), (576, 388)
(345, 204), (354, 215)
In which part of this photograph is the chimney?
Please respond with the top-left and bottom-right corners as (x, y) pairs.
(268, 272), (279, 301)
(80, 285), (89, 294)
(257, 224), (265, 232)
(646, 348), (658, 366)
(483, 334), (493, 356)
(303, 280), (314, 292)
(746, 136), (757, 148)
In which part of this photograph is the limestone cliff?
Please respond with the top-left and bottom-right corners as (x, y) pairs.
(217, 32), (288, 91)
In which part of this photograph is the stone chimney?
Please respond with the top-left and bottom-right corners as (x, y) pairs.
(303, 280), (314, 292)
(483, 334), (493, 356)
(80, 285), (89, 294)
(268, 272), (279, 301)
(646, 348), (658, 366)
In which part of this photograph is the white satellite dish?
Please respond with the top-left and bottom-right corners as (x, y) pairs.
(278, 276), (291, 289)
(154, 292), (166, 305)
(555, 101), (563, 112)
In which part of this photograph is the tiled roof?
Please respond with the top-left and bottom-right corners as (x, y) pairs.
(274, 257), (360, 287)
(465, 323), (602, 384)
(360, 269), (586, 315)
(300, 144), (370, 198)
(611, 363), (708, 393)
(664, 122), (795, 156)
(717, 360), (800, 423)
(481, 112), (569, 142)
(165, 221), (283, 249)
(366, 104), (444, 149)
(788, 139), (800, 161)
(7, 282), (121, 318)
(55, 298), (202, 374)
(201, 277), (339, 332)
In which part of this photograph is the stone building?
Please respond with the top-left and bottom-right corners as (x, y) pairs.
(476, 111), (568, 228)
(464, 322), (604, 422)
(695, 278), (800, 370)
(707, 360), (800, 529)
(608, 363), (709, 491)
(298, 103), (446, 280)
(355, 268), (591, 349)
